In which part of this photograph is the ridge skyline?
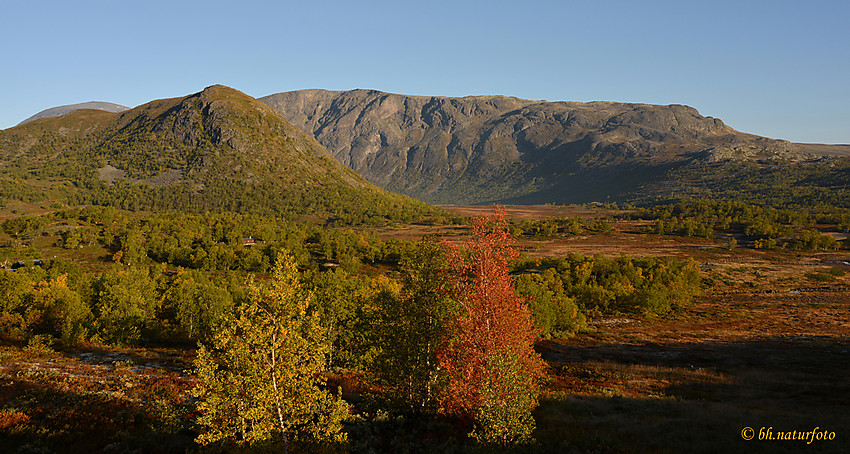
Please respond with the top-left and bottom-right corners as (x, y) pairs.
(5, 84), (847, 207)
(9, 86), (848, 147)
(3, 2), (847, 145)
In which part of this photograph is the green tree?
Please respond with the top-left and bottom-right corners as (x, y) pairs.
(0, 270), (36, 340)
(161, 269), (233, 342)
(470, 350), (539, 445)
(308, 268), (367, 370)
(89, 266), (157, 344)
(374, 238), (454, 413)
(515, 270), (586, 339)
(112, 226), (147, 265)
(192, 252), (349, 452)
(26, 274), (90, 344)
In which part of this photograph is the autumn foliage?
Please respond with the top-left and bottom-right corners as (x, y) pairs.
(192, 252), (348, 451)
(437, 207), (545, 444)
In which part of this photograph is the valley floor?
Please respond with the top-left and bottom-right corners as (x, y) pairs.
(1, 204), (848, 453)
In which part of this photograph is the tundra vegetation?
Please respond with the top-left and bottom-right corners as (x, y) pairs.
(0, 199), (847, 453)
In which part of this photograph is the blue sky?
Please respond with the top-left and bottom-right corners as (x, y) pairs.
(2, 0), (848, 143)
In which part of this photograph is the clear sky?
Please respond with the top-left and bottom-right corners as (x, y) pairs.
(2, 0), (848, 143)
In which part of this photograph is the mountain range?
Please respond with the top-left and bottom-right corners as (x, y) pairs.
(5, 86), (849, 210)
(260, 89), (850, 205)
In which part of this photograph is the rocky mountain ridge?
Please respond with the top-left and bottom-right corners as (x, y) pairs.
(7, 86), (848, 208)
(261, 89), (846, 204)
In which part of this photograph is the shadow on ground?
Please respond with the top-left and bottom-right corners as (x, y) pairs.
(535, 335), (849, 453)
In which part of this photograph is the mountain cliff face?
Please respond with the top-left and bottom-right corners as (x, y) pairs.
(262, 90), (836, 204)
(0, 86), (435, 221)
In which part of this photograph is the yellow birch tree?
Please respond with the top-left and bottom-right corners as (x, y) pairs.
(192, 251), (349, 452)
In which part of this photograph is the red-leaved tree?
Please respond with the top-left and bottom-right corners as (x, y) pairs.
(437, 206), (546, 445)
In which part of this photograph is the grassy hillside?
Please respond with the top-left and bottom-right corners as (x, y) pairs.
(0, 86), (442, 225)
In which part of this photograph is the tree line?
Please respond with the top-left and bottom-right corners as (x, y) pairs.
(629, 199), (847, 249)
(509, 216), (613, 238)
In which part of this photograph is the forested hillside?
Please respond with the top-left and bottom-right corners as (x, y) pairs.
(0, 85), (440, 224)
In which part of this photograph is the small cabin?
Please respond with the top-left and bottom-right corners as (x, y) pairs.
(242, 236), (256, 246)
